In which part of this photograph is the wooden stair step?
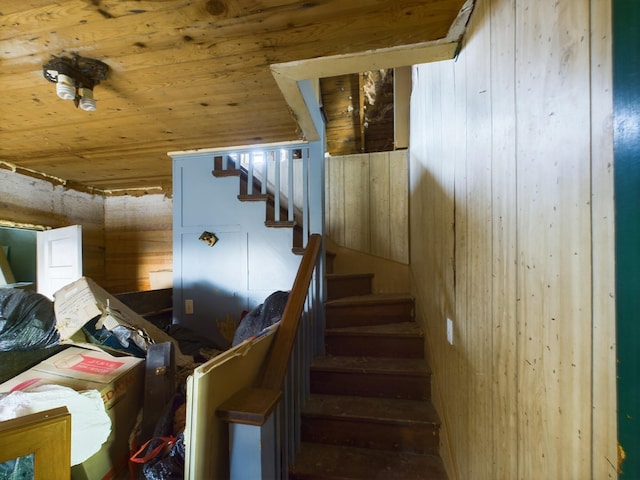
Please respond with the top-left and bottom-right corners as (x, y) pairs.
(325, 250), (336, 274)
(289, 442), (447, 480)
(301, 394), (440, 454)
(325, 321), (424, 358)
(325, 293), (414, 328)
(212, 158), (303, 251)
(310, 355), (431, 400)
(326, 273), (374, 300)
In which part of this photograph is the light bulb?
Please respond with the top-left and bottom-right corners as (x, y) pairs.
(79, 87), (96, 111)
(56, 74), (76, 100)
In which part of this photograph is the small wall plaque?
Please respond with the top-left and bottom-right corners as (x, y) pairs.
(199, 231), (219, 247)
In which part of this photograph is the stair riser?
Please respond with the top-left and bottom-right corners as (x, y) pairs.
(301, 417), (439, 455)
(325, 302), (414, 329)
(326, 259), (334, 275)
(324, 334), (424, 358)
(326, 277), (372, 301)
(310, 370), (431, 400)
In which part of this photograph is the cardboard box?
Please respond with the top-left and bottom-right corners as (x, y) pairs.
(0, 346), (143, 409)
(53, 276), (191, 367)
(149, 269), (173, 289)
(0, 346), (144, 480)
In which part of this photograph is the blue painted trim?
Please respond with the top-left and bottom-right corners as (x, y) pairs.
(229, 414), (276, 479)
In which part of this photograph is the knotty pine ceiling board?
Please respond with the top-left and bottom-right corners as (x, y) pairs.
(321, 74), (362, 156)
(0, 0), (469, 194)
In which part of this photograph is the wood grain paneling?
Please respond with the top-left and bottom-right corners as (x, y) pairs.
(590, 1), (617, 477)
(0, 168), (106, 284)
(343, 154), (370, 252)
(325, 150), (408, 265)
(464, 1), (494, 477)
(516, 0), (593, 475)
(409, 0), (616, 478)
(104, 194), (173, 292)
(326, 155), (345, 246)
(488, 0), (518, 477)
(0, 169), (174, 293)
(370, 152), (392, 259)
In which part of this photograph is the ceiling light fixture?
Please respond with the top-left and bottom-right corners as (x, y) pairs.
(42, 54), (109, 111)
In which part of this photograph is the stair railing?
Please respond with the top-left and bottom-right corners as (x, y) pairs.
(217, 233), (323, 478)
(214, 144), (312, 248)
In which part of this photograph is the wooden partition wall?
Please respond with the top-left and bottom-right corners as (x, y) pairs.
(0, 168), (105, 284)
(104, 194), (173, 293)
(409, 0), (616, 479)
(325, 150), (409, 264)
(0, 169), (175, 293)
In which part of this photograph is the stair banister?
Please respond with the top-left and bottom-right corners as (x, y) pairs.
(217, 233), (322, 477)
(259, 233), (321, 390)
(275, 153), (281, 221)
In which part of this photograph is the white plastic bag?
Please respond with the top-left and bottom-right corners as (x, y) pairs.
(0, 384), (111, 465)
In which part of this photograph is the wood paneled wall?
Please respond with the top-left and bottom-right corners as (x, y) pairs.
(408, 1), (616, 479)
(104, 194), (173, 293)
(325, 150), (409, 265)
(0, 169), (175, 293)
(0, 168), (105, 284)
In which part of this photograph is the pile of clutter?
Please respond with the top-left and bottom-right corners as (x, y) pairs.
(0, 277), (197, 479)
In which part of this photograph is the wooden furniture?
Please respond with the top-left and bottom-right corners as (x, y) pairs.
(0, 406), (71, 480)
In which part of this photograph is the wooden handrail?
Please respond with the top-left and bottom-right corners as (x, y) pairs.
(259, 233), (321, 389)
(217, 233), (322, 426)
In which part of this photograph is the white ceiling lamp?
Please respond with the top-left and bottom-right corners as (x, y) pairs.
(43, 54), (109, 111)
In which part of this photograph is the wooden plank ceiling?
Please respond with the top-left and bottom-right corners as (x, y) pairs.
(0, 0), (470, 194)
(322, 70), (396, 156)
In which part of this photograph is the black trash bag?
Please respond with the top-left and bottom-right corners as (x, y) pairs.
(0, 289), (59, 351)
(134, 394), (185, 480)
(232, 290), (289, 347)
(164, 324), (220, 357)
(141, 431), (185, 480)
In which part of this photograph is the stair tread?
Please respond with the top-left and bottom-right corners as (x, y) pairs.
(311, 355), (430, 375)
(326, 321), (422, 336)
(325, 293), (413, 307)
(303, 394), (440, 426)
(326, 273), (374, 280)
(290, 442), (447, 480)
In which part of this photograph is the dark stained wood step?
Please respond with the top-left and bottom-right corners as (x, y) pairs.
(325, 322), (424, 358)
(325, 293), (414, 328)
(326, 250), (336, 274)
(326, 273), (373, 301)
(213, 158), (303, 251)
(289, 442), (447, 480)
(301, 394), (440, 455)
(238, 192), (270, 201)
(310, 355), (431, 400)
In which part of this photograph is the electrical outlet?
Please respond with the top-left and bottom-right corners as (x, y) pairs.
(185, 299), (194, 314)
(447, 317), (454, 345)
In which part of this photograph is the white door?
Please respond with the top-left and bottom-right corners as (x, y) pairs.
(37, 225), (83, 300)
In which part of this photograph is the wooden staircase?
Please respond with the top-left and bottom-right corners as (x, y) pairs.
(289, 265), (447, 479)
(212, 155), (304, 252)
